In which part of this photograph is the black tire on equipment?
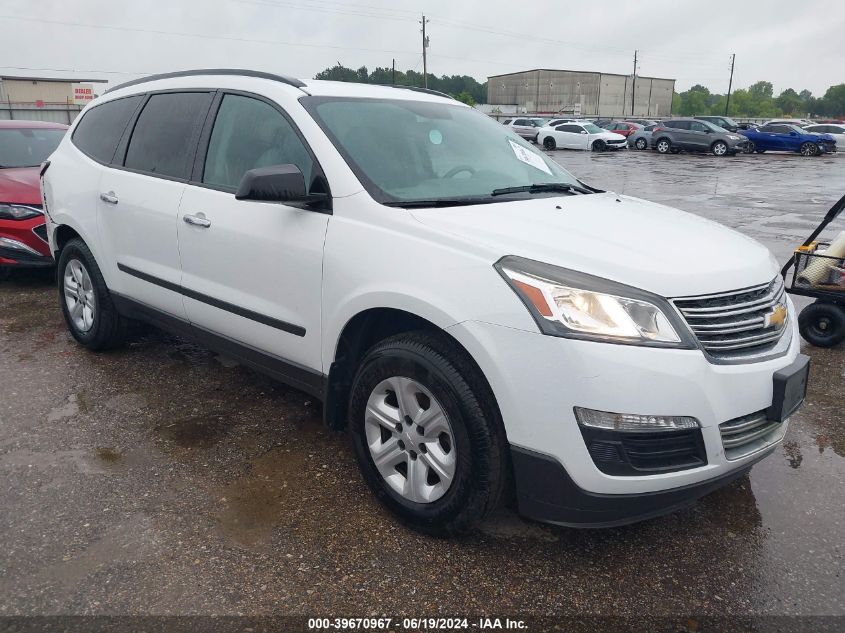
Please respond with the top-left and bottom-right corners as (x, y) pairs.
(798, 302), (845, 347)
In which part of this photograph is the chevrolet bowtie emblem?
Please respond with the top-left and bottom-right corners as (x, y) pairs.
(764, 304), (788, 329)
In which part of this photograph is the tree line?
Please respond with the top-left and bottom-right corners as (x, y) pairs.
(672, 81), (845, 119)
(314, 63), (486, 105)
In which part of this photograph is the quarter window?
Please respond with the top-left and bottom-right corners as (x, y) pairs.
(71, 96), (143, 164)
(124, 92), (211, 179)
(202, 94), (314, 191)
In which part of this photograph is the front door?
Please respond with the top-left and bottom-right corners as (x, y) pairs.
(177, 92), (329, 376)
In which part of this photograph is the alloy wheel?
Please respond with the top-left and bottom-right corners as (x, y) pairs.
(63, 259), (96, 332)
(713, 141), (728, 156)
(656, 139), (670, 153)
(635, 138), (647, 150)
(364, 376), (456, 504)
(800, 142), (817, 156)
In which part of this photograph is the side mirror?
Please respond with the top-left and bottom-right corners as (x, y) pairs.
(580, 130), (588, 134)
(235, 164), (327, 209)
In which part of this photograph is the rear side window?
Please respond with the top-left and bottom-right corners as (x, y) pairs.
(124, 92), (210, 179)
(71, 96), (142, 163)
(666, 120), (690, 130)
(558, 125), (581, 133)
(202, 94), (314, 190)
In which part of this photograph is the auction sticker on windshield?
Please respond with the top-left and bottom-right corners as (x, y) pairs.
(508, 139), (552, 175)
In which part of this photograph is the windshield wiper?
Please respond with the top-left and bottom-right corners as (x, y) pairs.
(383, 197), (497, 209)
(491, 183), (594, 197)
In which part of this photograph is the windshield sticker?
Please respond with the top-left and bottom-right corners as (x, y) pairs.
(508, 139), (552, 175)
(429, 129), (443, 145)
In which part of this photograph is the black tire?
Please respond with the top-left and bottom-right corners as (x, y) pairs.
(655, 138), (672, 154)
(798, 302), (845, 348)
(591, 139), (606, 152)
(634, 137), (648, 150)
(57, 238), (126, 350)
(744, 141), (756, 154)
(711, 140), (729, 156)
(800, 141), (818, 157)
(542, 136), (556, 150)
(348, 331), (508, 536)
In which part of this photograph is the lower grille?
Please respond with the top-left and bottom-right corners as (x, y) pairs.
(672, 277), (788, 358)
(719, 411), (783, 460)
(580, 426), (707, 476)
(32, 223), (48, 244)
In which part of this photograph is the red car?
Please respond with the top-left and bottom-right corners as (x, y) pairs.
(607, 121), (642, 137)
(0, 120), (68, 274)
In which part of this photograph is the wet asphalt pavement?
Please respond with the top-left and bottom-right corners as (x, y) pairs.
(0, 148), (843, 622)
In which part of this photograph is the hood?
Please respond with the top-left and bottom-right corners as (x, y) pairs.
(411, 192), (777, 298)
(0, 167), (41, 205)
(597, 131), (627, 141)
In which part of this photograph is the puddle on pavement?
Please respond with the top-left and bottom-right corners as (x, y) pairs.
(95, 447), (123, 464)
(155, 414), (232, 449)
(215, 447), (312, 548)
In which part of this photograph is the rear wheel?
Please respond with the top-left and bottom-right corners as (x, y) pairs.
(711, 140), (729, 156)
(634, 137), (648, 150)
(655, 138), (672, 154)
(348, 331), (508, 536)
(57, 238), (126, 350)
(798, 302), (845, 347)
(542, 136), (556, 150)
(800, 141), (818, 156)
(591, 139), (607, 152)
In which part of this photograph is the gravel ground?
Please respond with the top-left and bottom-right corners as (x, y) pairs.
(0, 148), (843, 624)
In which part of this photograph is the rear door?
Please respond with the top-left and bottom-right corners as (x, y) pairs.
(511, 118), (531, 138)
(98, 91), (213, 319)
(666, 120), (692, 147)
(177, 91), (329, 376)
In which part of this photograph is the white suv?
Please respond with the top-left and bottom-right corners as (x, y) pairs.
(41, 69), (809, 535)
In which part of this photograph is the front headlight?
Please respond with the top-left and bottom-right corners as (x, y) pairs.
(495, 256), (694, 347)
(0, 204), (43, 221)
(728, 135), (741, 140)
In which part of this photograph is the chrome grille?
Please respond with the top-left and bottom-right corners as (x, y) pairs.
(719, 411), (783, 460)
(672, 277), (788, 357)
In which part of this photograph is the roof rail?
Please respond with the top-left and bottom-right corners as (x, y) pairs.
(105, 69), (306, 94)
(379, 84), (455, 101)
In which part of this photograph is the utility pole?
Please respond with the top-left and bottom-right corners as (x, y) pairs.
(631, 50), (638, 116)
(420, 14), (430, 89)
(392, 58), (396, 85)
(725, 53), (735, 116)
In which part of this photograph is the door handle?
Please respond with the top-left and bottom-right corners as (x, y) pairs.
(183, 213), (211, 228)
(99, 191), (118, 204)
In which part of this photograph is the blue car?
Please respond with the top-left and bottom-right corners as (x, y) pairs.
(740, 123), (836, 156)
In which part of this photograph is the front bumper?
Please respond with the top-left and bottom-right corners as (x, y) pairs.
(0, 218), (52, 268)
(447, 309), (802, 507)
(510, 443), (772, 527)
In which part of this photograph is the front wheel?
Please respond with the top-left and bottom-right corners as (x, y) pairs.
(798, 302), (845, 347)
(591, 139), (606, 152)
(542, 136), (556, 150)
(57, 238), (126, 350)
(655, 138), (672, 154)
(800, 141), (818, 156)
(348, 332), (508, 536)
(711, 140), (729, 156)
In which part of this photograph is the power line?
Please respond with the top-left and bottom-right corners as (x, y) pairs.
(0, 14), (417, 55)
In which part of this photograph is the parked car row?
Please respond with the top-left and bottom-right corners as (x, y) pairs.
(504, 114), (839, 157)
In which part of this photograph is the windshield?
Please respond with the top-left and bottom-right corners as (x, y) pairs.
(0, 128), (65, 168)
(302, 97), (582, 206)
(582, 123), (604, 134)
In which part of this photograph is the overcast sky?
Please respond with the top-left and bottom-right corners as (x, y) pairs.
(2, 0), (843, 96)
